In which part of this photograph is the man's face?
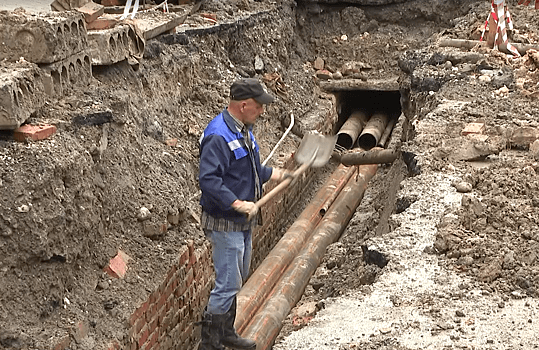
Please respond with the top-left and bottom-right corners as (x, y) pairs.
(240, 98), (265, 125)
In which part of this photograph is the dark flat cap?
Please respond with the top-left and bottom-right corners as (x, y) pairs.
(230, 78), (274, 104)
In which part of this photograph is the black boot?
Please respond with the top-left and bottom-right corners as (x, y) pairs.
(221, 298), (256, 350)
(198, 311), (225, 350)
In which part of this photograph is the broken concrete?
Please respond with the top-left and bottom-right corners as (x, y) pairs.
(87, 24), (144, 65)
(0, 64), (46, 129)
(0, 11), (87, 64)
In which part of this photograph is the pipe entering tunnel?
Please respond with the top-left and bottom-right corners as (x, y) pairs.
(335, 89), (402, 151)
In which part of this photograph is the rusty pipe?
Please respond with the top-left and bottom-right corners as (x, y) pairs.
(336, 110), (369, 149)
(377, 116), (397, 148)
(319, 164), (356, 216)
(357, 112), (389, 150)
(341, 147), (399, 166)
(236, 164), (359, 333)
(239, 163), (379, 350)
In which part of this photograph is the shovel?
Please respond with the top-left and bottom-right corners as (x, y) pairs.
(254, 132), (337, 212)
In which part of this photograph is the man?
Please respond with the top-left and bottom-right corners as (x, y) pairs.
(198, 78), (291, 350)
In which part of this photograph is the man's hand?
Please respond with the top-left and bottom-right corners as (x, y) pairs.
(271, 168), (295, 182)
(231, 200), (258, 221)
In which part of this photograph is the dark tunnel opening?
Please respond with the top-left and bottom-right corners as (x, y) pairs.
(334, 90), (402, 150)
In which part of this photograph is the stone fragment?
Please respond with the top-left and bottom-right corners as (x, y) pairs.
(316, 69), (332, 80)
(509, 127), (539, 148)
(454, 181), (472, 193)
(461, 122), (485, 135)
(254, 55), (264, 73)
(313, 57), (324, 70)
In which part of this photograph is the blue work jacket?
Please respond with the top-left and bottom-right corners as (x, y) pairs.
(199, 109), (273, 223)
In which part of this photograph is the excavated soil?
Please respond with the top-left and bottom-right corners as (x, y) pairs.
(1, 0), (539, 349)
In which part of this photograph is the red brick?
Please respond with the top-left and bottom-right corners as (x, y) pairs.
(86, 16), (118, 30)
(135, 316), (146, 335)
(175, 279), (187, 298)
(14, 124), (56, 142)
(180, 324), (193, 343)
(146, 302), (157, 323)
(186, 268), (194, 286)
(164, 264), (177, 286)
(145, 330), (159, 350)
(157, 293), (167, 310)
(138, 324), (149, 348)
(178, 246), (189, 266)
(161, 309), (174, 334)
(129, 299), (149, 326)
(104, 249), (130, 279)
(76, 1), (104, 23)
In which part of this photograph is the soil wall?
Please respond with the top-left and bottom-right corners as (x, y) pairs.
(0, 2), (340, 349)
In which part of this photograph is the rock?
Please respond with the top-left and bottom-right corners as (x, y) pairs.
(454, 181), (473, 193)
(313, 57), (324, 70)
(461, 194), (485, 216)
(254, 55), (264, 73)
(358, 264), (380, 285)
(361, 245), (389, 268)
(96, 280), (109, 290)
(478, 257), (503, 282)
(137, 207), (151, 221)
(457, 256), (474, 266)
(315, 69), (332, 80)
(509, 127), (539, 148)
(503, 250), (516, 270)
(530, 140), (539, 159)
(295, 301), (318, 318)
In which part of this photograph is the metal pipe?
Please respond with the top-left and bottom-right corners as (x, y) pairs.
(357, 112), (389, 150)
(336, 110), (369, 149)
(263, 114), (294, 166)
(236, 164), (359, 333)
(319, 164), (356, 216)
(341, 147), (399, 166)
(377, 116), (397, 148)
(239, 163), (379, 350)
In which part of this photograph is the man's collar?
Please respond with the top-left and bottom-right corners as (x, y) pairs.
(223, 108), (252, 133)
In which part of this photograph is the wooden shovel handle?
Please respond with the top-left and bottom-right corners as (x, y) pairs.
(255, 162), (310, 210)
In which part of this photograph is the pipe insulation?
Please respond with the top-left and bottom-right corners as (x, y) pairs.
(357, 112), (389, 150)
(336, 110), (369, 149)
(239, 163), (379, 350)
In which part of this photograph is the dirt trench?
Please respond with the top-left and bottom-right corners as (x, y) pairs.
(1, 0), (539, 349)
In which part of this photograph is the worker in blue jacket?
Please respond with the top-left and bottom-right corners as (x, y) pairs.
(198, 78), (291, 350)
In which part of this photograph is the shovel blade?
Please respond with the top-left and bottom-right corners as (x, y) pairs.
(294, 132), (337, 168)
